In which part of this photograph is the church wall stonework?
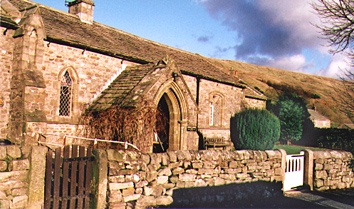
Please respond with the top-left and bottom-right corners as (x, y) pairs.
(23, 41), (137, 143)
(0, 27), (14, 139)
(197, 79), (244, 144)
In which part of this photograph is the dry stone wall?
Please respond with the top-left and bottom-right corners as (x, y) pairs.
(105, 149), (283, 209)
(313, 150), (354, 191)
(0, 146), (30, 209)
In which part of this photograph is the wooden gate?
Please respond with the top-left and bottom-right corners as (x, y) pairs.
(284, 153), (304, 191)
(45, 145), (94, 209)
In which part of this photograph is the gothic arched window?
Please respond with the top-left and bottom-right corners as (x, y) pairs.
(209, 93), (223, 126)
(59, 71), (72, 116)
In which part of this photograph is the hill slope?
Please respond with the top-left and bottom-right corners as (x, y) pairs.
(209, 58), (351, 125)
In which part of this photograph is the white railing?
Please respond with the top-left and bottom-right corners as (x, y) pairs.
(37, 133), (140, 151)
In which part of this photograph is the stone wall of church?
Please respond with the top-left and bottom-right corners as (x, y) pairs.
(244, 96), (266, 109)
(24, 41), (137, 143)
(0, 27), (14, 139)
(197, 79), (244, 141)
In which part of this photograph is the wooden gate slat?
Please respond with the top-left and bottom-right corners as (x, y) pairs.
(69, 145), (78, 209)
(84, 148), (92, 209)
(61, 146), (70, 209)
(77, 146), (86, 208)
(45, 149), (54, 209)
(53, 148), (62, 209)
(45, 145), (93, 209)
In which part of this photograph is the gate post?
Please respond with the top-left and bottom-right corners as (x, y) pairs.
(27, 146), (47, 209)
(92, 149), (108, 209)
(278, 149), (287, 191)
(304, 149), (314, 191)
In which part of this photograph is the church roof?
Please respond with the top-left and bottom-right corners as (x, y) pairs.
(87, 64), (155, 112)
(6, 0), (243, 88)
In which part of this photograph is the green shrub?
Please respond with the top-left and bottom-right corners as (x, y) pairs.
(317, 128), (354, 154)
(231, 109), (280, 150)
(269, 93), (309, 144)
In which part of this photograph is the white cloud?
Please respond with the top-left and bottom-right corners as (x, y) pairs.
(320, 53), (351, 78)
(268, 54), (308, 72)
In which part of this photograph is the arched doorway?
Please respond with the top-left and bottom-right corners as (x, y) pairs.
(154, 94), (170, 152)
(153, 88), (183, 152)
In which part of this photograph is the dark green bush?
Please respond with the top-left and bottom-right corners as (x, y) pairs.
(230, 109), (280, 150)
(269, 93), (309, 144)
(317, 128), (354, 154)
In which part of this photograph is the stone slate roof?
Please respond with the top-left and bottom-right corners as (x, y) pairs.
(87, 64), (155, 112)
(308, 109), (330, 122)
(7, 0), (242, 88)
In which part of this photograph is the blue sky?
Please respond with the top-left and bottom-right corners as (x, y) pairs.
(34, 0), (350, 78)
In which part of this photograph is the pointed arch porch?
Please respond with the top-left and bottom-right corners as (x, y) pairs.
(153, 81), (189, 151)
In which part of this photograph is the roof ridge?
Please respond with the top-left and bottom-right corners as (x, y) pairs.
(93, 21), (205, 60)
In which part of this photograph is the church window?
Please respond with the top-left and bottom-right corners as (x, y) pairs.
(209, 93), (222, 126)
(59, 71), (72, 116)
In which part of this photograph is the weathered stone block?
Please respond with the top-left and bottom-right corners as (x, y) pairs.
(192, 162), (203, 169)
(109, 182), (134, 191)
(167, 151), (177, 163)
(316, 170), (327, 179)
(157, 176), (169, 185)
(146, 171), (157, 182)
(169, 176), (178, 183)
(108, 190), (122, 203)
(0, 200), (10, 209)
(203, 161), (216, 169)
(172, 167), (184, 175)
(11, 188), (27, 196)
(10, 195), (28, 209)
(274, 168), (282, 175)
(229, 161), (239, 168)
(123, 194), (140, 202)
(135, 180), (148, 188)
(176, 151), (192, 161)
(158, 167), (172, 176)
(0, 170), (28, 183)
(136, 196), (156, 208)
(315, 163), (323, 170)
(107, 150), (125, 162)
(323, 164), (332, 171)
(6, 146), (21, 159)
(122, 188), (135, 197)
(185, 169), (198, 174)
(236, 173), (249, 180)
(109, 202), (126, 209)
(150, 153), (162, 166)
(9, 159), (30, 171)
(179, 174), (196, 182)
(0, 147), (6, 160)
(161, 153), (169, 166)
(156, 196), (173, 206)
(141, 154), (150, 164)
(214, 177), (225, 186)
(0, 161), (7, 171)
(108, 175), (125, 183)
(162, 183), (175, 189)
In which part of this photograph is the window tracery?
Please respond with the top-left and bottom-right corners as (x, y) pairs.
(59, 71), (72, 116)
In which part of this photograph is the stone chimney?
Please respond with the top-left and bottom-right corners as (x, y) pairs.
(67, 0), (94, 24)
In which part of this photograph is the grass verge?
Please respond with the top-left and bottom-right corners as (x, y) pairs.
(273, 144), (327, 154)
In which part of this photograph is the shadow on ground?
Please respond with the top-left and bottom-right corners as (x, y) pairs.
(313, 188), (354, 207)
(164, 181), (327, 208)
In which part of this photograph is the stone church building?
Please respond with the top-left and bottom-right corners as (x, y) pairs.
(0, 0), (266, 152)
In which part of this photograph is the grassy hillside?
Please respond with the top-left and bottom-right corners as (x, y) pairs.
(209, 58), (352, 125)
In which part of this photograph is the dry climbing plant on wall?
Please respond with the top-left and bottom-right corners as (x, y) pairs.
(81, 100), (168, 150)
